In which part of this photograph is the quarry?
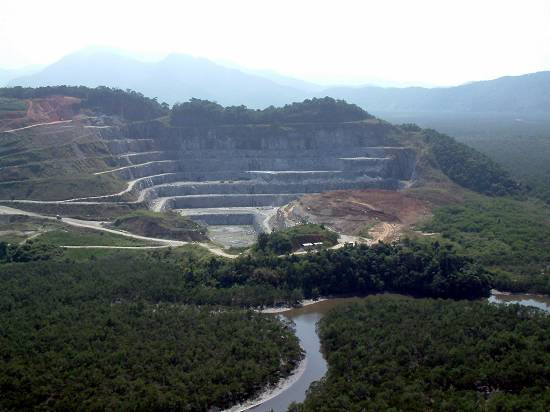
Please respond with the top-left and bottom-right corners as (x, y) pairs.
(0, 97), (421, 248)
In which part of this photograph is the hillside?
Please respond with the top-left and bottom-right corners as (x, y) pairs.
(0, 86), (548, 411)
(8, 50), (305, 107)
(0, 87), (522, 224)
(2, 86), (546, 294)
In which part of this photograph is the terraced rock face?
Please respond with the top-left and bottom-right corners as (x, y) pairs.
(111, 121), (417, 232)
(1, 116), (418, 243)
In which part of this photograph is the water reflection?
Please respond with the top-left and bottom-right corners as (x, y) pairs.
(249, 298), (362, 412)
(248, 293), (549, 411)
(488, 290), (550, 312)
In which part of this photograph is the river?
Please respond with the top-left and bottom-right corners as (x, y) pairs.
(248, 292), (550, 412)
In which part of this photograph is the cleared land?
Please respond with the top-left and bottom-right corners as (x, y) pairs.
(280, 189), (432, 243)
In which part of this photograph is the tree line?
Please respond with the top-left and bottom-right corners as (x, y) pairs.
(170, 97), (372, 126)
(1, 239), (492, 310)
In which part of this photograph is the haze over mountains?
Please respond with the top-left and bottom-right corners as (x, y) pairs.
(4, 49), (550, 114)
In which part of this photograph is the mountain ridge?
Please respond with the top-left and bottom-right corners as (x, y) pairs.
(7, 50), (550, 112)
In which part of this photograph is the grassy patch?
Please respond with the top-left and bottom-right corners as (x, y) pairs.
(112, 210), (207, 241)
(0, 202), (141, 221)
(225, 246), (249, 255)
(0, 215), (62, 244)
(60, 243), (216, 263)
(33, 227), (154, 247)
(0, 174), (126, 201)
(357, 222), (376, 239)
(0, 232), (27, 244)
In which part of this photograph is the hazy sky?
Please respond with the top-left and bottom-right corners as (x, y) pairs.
(2, 0), (550, 85)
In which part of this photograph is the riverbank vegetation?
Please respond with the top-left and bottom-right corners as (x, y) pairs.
(1, 239), (491, 309)
(292, 296), (550, 411)
(203, 240), (490, 303)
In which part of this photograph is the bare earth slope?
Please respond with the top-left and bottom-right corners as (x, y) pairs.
(274, 189), (432, 243)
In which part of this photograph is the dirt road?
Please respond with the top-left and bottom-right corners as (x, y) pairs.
(1, 120), (73, 134)
(0, 205), (236, 258)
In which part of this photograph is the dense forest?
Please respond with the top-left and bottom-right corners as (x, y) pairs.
(206, 239), (491, 302)
(422, 195), (550, 294)
(170, 97), (371, 126)
(395, 112), (550, 204)
(1, 239), (491, 310)
(422, 129), (523, 196)
(0, 246), (302, 411)
(0, 85), (166, 120)
(459, 134), (550, 203)
(0, 239), (495, 409)
(292, 296), (550, 411)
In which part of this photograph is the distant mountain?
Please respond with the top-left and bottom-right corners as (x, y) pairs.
(8, 49), (550, 113)
(324, 71), (550, 113)
(0, 69), (14, 86)
(236, 68), (323, 93)
(8, 50), (307, 108)
(0, 66), (43, 86)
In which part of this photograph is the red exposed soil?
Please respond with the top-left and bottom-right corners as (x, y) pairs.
(25, 96), (81, 123)
(300, 189), (430, 224)
(0, 96), (81, 131)
(284, 189), (433, 239)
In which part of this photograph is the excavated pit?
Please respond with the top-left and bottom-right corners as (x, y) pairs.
(31, 121), (419, 242)
(105, 123), (417, 241)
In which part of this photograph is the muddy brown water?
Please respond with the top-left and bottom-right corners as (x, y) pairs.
(489, 290), (550, 312)
(249, 293), (549, 412)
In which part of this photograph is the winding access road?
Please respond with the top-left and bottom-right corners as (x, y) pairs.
(0, 205), (237, 258)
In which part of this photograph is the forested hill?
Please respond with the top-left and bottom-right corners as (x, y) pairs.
(0, 86), (524, 199)
(420, 128), (524, 196)
(0, 86), (166, 121)
(168, 98), (524, 197)
(170, 97), (372, 125)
